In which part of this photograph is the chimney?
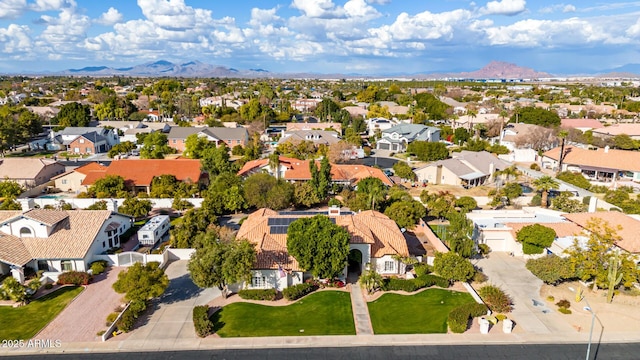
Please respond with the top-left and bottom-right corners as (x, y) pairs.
(328, 205), (341, 217)
(604, 145), (609, 153)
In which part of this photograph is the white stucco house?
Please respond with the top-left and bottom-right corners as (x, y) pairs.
(376, 124), (440, 152)
(0, 209), (133, 284)
(236, 207), (411, 290)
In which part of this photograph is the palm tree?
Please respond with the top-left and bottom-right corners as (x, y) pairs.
(497, 165), (522, 183)
(466, 108), (477, 132)
(498, 109), (509, 145)
(268, 153), (280, 180)
(533, 176), (559, 208)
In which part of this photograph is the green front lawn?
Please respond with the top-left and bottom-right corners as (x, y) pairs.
(0, 286), (83, 340)
(368, 288), (475, 334)
(212, 290), (355, 337)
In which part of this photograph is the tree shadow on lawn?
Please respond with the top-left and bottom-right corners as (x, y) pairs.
(209, 308), (225, 334)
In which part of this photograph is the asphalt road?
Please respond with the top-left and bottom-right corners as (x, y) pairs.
(6, 343), (640, 360)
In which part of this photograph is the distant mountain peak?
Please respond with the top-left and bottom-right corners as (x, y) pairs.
(460, 60), (552, 79)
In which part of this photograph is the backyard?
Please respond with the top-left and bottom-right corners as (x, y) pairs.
(368, 289), (475, 334)
(211, 290), (355, 337)
(0, 286), (83, 340)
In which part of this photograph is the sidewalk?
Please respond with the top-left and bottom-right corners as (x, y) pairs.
(349, 284), (373, 335)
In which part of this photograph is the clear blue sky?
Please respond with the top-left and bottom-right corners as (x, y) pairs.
(1, 0), (640, 75)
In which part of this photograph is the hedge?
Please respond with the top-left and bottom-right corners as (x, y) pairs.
(193, 305), (213, 337)
(57, 271), (91, 285)
(90, 261), (107, 275)
(238, 289), (277, 301)
(282, 283), (318, 301)
(448, 303), (489, 333)
(381, 275), (449, 292)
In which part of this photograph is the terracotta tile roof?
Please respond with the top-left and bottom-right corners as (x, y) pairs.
(560, 118), (604, 130)
(332, 165), (394, 186)
(562, 212), (640, 253)
(505, 222), (584, 240)
(0, 234), (31, 266)
(0, 211), (23, 224)
(593, 123), (640, 136)
(236, 208), (409, 270)
(82, 159), (204, 187)
(543, 146), (640, 172)
(74, 162), (108, 175)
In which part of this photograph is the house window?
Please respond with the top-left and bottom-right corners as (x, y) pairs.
(172, 139), (177, 144)
(86, 147), (92, 153)
(79, 138), (85, 144)
(61, 260), (73, 272)
(102, 241), (105, 248)
(384, 261), (395, 272)
(251, 276), (266, 288)
(37, 260), (49, 272)
(19, 227), (33, 237)
(142, 234), (149, 239)
(61, 179), (67, 185)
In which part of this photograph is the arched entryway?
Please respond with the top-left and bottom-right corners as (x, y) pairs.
(347, 249), (363, 283)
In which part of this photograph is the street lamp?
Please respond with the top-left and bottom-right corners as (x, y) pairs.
(569, 287), (601, 360)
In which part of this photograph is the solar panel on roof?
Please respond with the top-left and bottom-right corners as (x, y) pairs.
(269, 226), (289, 234)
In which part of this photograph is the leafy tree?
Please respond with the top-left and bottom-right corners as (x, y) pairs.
(516, 224), (556, 254)
(613, 134), (638, 150)
(108, 141), (137, 158)
(392, 161), (416, 181)
(454, 196), (477, 213)
(86, 200), (108, 210)
(287, 215), (350, 279)
(453, 128), (470, 144)
(113, 262), (169, 303)
(532, 176), (559, 208)
(0, 180), (23, 198)
(432, 252), (475, 283)
(384, 200), (426, 229)
(526, 255), (574, 285)
(0, 198), (21, 210)
(488, 182), (523, 207)
(54, 102), (91, 128)
(413, 93), (450, 120)
(445, 212), (475, 258)
(294, 182), (321, 208)
(183, 134), (210, 159)
(140, 132), (176, 159)
(510, 106), (561, 127)
(149, 174), (196, 198)
(556, 171), (591, 190)
(200, 144), (234, 176)
(318, 157), (332, 199)
(188, 230), (256, 298)
(170, 207), (218, 248)
(406, 141), (449, 161)
(243, 173), (293, 210)
(92, 175), (127, 198)
(204, 172), (245, 214)
(172, 196), (194, 211)
(118, 197), (152, 218)
(552, 192), (587, 213)
(420, 190), (455, 219)
(356, 176), (387, 210)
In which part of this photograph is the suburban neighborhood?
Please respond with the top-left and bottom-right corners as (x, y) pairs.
(1, 74), (640, 358)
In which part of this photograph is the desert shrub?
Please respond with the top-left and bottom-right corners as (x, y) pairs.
(106, 312), (119, 326)
(547, 295), (555, 302)
(116, 307), (137, 332)
(558, 308), (572, 314)
(530, 193), (542, 206)
(57, 271), (91, 285)
(448, 303), (488, 333)
(193, 305), (213, 337)
(495, 314), (507, 322)
(413, 263), (432, 277)
(282, 283), (318, 301)
(90, 261), (107, 275)
(478, 285), (512, 313)
(589, 185), (608, 194)
(238, 289), (277, 301)
(555, 299), (571, 309)
(473, 271), (488, 284)
(530, 163), (541, 171)
(478, 243), (491, 255)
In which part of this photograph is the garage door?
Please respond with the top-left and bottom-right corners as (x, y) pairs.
(378, 142), (390, 150)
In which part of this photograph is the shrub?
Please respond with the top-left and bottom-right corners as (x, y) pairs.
(530, 193), (542, 206)
(495, 314), (507, 322)
(547, 295), (555, 302)
(473, 271), (488, 284)
(558, 307), (572, 315)
(382, 275), (449, 292)
(90, 261), (107, 275)
(530, 163), (541, 171)
(96, 330), (106, 336)
(478, 285), (512, 313)
(237, 289), (277, 301)
(106, 312), (119, 326)
(478, 243), (491, 255)
(413, 263), (431, 277)
(582, 196), (591, 205)
(57, 271), (91, 285)
(116, 307), (137, 333)
(328, 198), (342, 207)
(555, 299), (571, 309)
(44, 283), (53, 290)
(526, 255), (574, 285)
(282, 283), (318, 301)
(589, 185), (608, 194)
(448, 303), (488, 333)
(557, 171), (591, 190)
(193, 305), (213, 337)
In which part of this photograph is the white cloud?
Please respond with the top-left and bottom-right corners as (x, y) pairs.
(0, 0), (28, 19)
(0, 24), (32, 54)
(539, 3), (576, 14)
(482, 0), (526, 16)
(367, 0), (390, 4)
(96, 7), (123, 26)
(137, 0), (208, 30)
(30, 0), (76, 12)
(344, 0), (380, 18)
(290, 0), (343, 18)
(563, 4), (576, 12)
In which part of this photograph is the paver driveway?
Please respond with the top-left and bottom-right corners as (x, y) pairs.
(35, 266), (125, 342)
(122, 260), (220, 348)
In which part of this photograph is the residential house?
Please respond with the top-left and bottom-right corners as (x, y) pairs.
(52, 162), (108, 193)
(81, 159), (207, 194)
(278, 130), (341, 147)
(414, 150), (509, 187)
(286, 122), (342, 133)
(49, 127), (119, 154)
(0, 209), (133, 283)
(562, 211), (640, 255)
(376, 124), (440, 152)
(342, 105), (368, 118)
(367, 118), (397, 137)
(542, 146), (640, 182)
(238, 156), (393, 187)
(453, 113), (501, 131)
(0, 158), (65, 189)
(500, 123), (556, 162)
(592, 124), (640, 141)
(236, 208), (411, 290)
(167, 126), (249, 152)
(560, 118), (604, 133)
(292, 99), (322, 112)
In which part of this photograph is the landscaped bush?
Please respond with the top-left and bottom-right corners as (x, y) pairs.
(57, 271), (91, 285)
(472, 271), (488, 284)
(526, 255), (574, 285)
(238, 289), (277, 301)
(106, 312), (119, 326)
(193, 305), (213, 337)
(44, 283), (53, 290)
(478, 285), (512, 313)
(495, 314), (507, 322)
(413, 263), (432, 277)
(447, 303), (488, 333)
(530, 193), (542, 206)
(558, 307), (572, 314)
(589, 185), (608, 194)
(90, 261), (107, 275)
(282, 283), (318, 301)
(530, 163), (541, 171)
(555, 299), (570, 309)
(382, 275), (449, 292)
(116, 307), (136, 333)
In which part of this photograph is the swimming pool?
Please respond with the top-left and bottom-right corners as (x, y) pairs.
(520, 184), (534, 193)
(39, 195), (64, 199)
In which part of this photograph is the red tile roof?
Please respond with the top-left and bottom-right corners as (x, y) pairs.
(562, 212), (640, 253)
(543, 146), (640, 172)
(82, 159), (204, 187)
(560, 118), (604, 130)
(74, 162), (108, 175)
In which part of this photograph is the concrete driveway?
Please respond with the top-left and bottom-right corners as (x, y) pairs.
(122, 260), (220, 348)
(475, 252), (576, 334)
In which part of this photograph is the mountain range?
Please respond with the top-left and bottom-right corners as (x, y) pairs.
(49, 60), (640, 79)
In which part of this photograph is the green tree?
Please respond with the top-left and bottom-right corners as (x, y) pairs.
(0, 198), (21, 210)
(294, 181), (321, 208)
(243, 173), (293, 210)
(552, 192), (587, 213)
(532, 176), (559, 209)
(392, 161), (416, 181)
(510, 106), (561, 127)
(118, 197), (152, 218)
(433, 252), (475, 283)
(188, 230), (256, 298)
(1, 277), (26, 304)
(516, 224), (556, 255)
(205, 172), (245, 214)
(183, 134), (210, 159)
(318, 157), (332, 199)
(406, 141), (449, 161)
(92, 175), (126, 198)
(86, 200), (108, 210)
(108, 141), (137, 158)
(454, 196), (477, 213)
(384, 200), (426, 229)
(54, 102), (91, 128)
(356, 176), (387, 210)
(453, 128), (470, 144)
(556, 171), (591, 190)
(613, 134), (638, 150)
(113, 262), (169, 303)
(287, 215), (350, 279)
(446, 212), (475, 258)
(200, 144), (234, 176)
(0, 180), (23, 198)
(420, 190), (455, 220)
(170, 207), (218, 248)
(140, 132), (175, 159)
(526, 255), (574, 285)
